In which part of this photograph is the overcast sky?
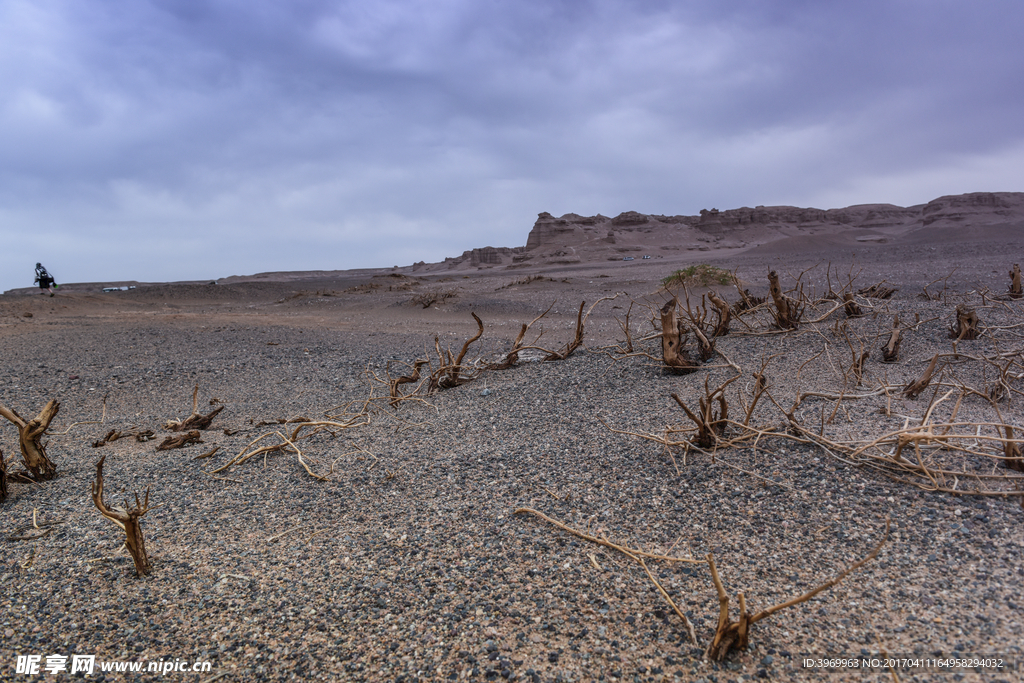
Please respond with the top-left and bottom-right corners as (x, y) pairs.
(2, 0), (1023, 292)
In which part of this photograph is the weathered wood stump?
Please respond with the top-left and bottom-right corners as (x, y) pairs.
(1010, 264), (1023, 299)
(1003, 427), (1024, 473)
(707, 291), (731, 337)
(950, 305), (980, 341)
(660, 299), (695, 372)
(881, 315), (902, 363)
(0, 400), (60, 480)
(767, 271), (802, 329)
(843, 293), (863, 318)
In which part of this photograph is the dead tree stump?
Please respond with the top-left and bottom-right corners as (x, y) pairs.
(92, 455), (155, 577)
(880, 316), (902, 363)
(0, 400), (60, 480)
(842, 293), (863, 318)
(950, 305), (980, 341)
(1010, 264), (1023, 299)
(1003, 427), (1024, 473)
(660, 299), (695, 373)
(767, 271), (803, 329)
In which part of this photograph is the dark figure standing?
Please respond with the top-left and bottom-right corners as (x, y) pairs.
(34, 263), (56, 296)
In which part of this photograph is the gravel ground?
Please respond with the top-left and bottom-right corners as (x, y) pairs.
(1, 257), (1023, 683)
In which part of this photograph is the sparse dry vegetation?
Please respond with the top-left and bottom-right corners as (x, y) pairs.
(661, 263), (732, 288)
(411, 288), (457, 309)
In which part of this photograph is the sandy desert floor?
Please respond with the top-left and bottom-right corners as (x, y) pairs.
(1, 236), (1023, 682)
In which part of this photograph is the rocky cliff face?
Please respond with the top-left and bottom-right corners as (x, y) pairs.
(443, 246), (524, 267)
(522, 194), (1024, 252)
(525, 212), (609, 250)
(410, 192), (1024, 275)
(921, 192), (1024, 226)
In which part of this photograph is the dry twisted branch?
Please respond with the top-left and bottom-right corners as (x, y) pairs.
(0, 400), (60, 480)
(707, 519), (889, 660)
(92, 455), (156, 577)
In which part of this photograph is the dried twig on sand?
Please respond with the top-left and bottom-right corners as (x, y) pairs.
(155, 430), (202, 451)
(389, 359), (428, 405)
(707, 519), (889, 660)
(212, 411), (369, 480)
(671, 375), (740, 449)
(7, 509), (62, 541)
(92, 428), (155, 447)
(488, 303), (554, 369)
(515, 507), (701, 644)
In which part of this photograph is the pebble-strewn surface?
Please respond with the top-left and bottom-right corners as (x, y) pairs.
(1, 256), (1022, 683)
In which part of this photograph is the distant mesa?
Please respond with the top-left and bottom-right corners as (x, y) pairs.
(403, 191), (1024, 275)
(921, 192), (1019, 226)
(436, 246), (525, 269)
(498, 191), (1024, 270)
